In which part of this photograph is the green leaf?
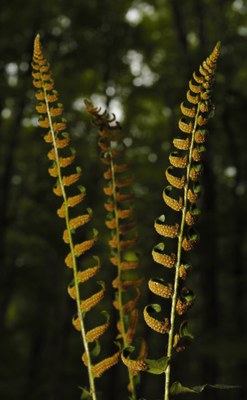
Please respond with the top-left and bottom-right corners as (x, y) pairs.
(190, 204), (201, 217)
(197, 145), (206, 153)
(124, 251), (139, 262)
(100, 310), (110, 322)
(80, 387), (91, 399)
(114, 340), (122, 350)
(180, 288), (195, 304)
(179, 321), (194, 340)
(145, 356), (170, 375)
(173, 322), (194, 351)
(193, 163), (203, 173)
(146, 303), (162, 314)
(96, 280), (105, 290)
(91, 340), (101, 358)
(78, 185), (86, 194)
(62, 132), (69, 139)
(92, 228), (98, 237)
(87, 207), (93, 216)
(157, 214), (166, 223)
(170, 381), (240, 396)
(79, 387), (103, 400)
(187, 227), (199, 242)
(192, 182), (201, 194)
(154, 242), (165, 252)
(92, 255), (100, 264)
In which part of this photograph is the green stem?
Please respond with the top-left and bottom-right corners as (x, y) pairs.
(42, 80), (97, 400)
(164, 101), (201, 400)
(109, 152), (137, 400)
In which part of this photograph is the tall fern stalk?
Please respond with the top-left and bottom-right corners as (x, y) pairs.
(109, 150), (137, 399)
(139, 43), (221, 400)
(164, 42), (220, 400)
(32, 35), (119, 400)
(85, 102), (144, 399)
(110, 149), (137, 398)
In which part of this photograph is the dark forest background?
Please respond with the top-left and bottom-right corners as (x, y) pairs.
(0, 0), (246, 399)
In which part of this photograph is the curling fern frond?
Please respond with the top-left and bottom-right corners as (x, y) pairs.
(85, 100), (145, 399)
(143, 42), (221, 400)
(32, 35), (119, 400)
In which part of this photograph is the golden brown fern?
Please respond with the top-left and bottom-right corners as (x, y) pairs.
(141, 43), (221, 400)
(85, 100), (145, 399)
(32, 35), (119, 400)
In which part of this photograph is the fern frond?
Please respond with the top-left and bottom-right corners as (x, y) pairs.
(32, 35), (115, 400)
(121, 352), (147, 372)
(173, 137), (191, 150)
(148, 279), (173, 299)
(85, 99), (141, 399)
(143, 42), (220, 400)
(163, 186), (183, 211)
(152, 243), (176, 268)
(86, 313), (110, 342)
(80, 283), (105, 312)
(126, 309), (139, 343)
(154, 215), (179, 238)
(165, 167), (186, 189)
(144, 304), (170, 334)
(91, 351), (121, 378)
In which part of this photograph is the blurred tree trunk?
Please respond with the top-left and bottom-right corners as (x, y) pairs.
(23, 288), (71, 400)
(0, 95), (26, 336)
(168, 0), (188, 55)
(222, 99), (246, 398)
(195, 0), (206, 50)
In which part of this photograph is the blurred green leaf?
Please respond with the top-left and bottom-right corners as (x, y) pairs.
(170, 381), (240, 395)
(145, 356), (170, 375)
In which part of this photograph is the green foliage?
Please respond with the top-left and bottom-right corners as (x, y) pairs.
(170, 382), (240, 396)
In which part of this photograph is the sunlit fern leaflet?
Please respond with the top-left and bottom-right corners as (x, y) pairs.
(32, 35), (119, 400)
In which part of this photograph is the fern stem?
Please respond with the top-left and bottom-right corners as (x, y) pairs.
(164, 101), (201, 400)
(42, 85), (97, 400)
(109, 152), (137, 400)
